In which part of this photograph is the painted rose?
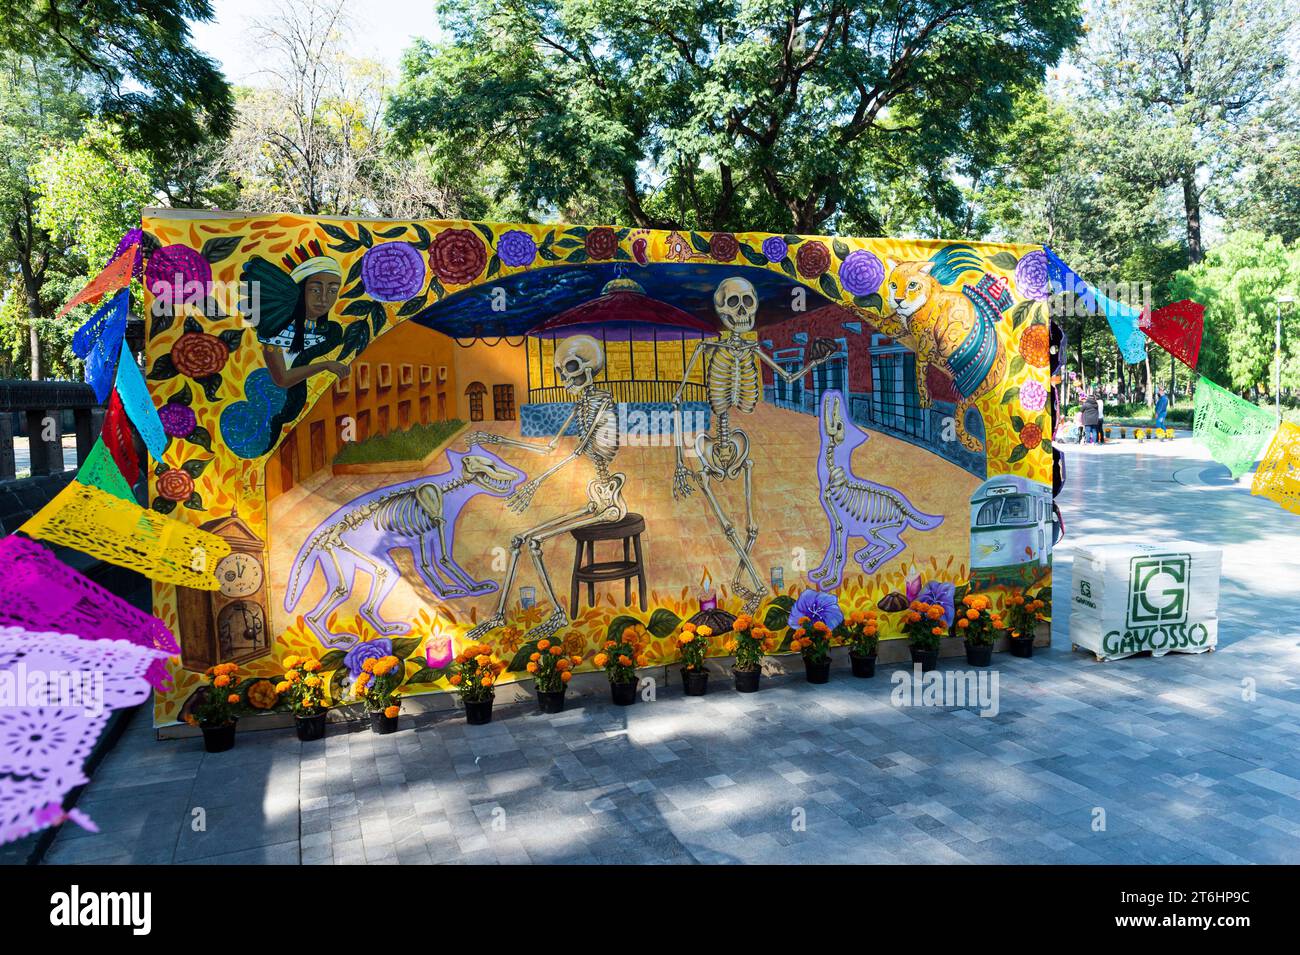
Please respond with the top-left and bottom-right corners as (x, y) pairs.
(787, 589), (844, 631)
(1019, 422), (1043, 450)
(171, 332), (229, 378)
(584, 227), (618, 260)
(145, 244), (212, 307)
(795, 240), (831, 278)
(762, 236), (788, 263)
(428, 228), (487, 285)
(361, 242), (426, 301)
(838, 249), (884, 296)
(496, 230), (537, 267)
(1019, 379), (1048, 413)
(1014, 250), (1051, 301)
(709, 232), (739, 262)
(344, 639), (394, 678)
(156, 468), (195, 502)
(158, 402), (197, 438)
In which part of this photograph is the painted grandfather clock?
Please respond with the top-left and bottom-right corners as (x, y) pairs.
(175, 507), (272, 672)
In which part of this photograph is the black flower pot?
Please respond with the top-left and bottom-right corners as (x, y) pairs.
(910, 646), (939, 672)
(611, 680), (638, 706)
(733, 668), (761, 693)
(804, 658), (831, 684)
(295, 712), (327, 741)
(1009, 635), (1035, 658)
(369, 710), (399, 734)
(464, 697), (494, 725)
(965, 642), (993, 667)
(200, 719), (236, 754)
(849, 652), (877, 678)
(682, 668), (709, 696)
(537, 688), (567, 713)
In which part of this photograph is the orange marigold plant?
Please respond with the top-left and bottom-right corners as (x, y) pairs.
(726, 614), (771, 672)
(595, 627), (647, 685)
(526, 636), (582, 693)
(191, 662), (242, 728)
(351, 654), (405, 714)
(448, 643), (507, 703)
(675, 622), (711, 672)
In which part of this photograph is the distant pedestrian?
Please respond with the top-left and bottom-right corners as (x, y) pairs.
(1155, 386), (1169, 430)
(1081, 394), (1100, 444)
(1096, 395), (1106, 445)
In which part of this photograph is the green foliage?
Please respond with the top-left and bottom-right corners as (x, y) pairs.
(1169, 232), (1300, 392)
(0, 0), (233, 153)
(333, 419), (467, 465)
(389, 0), (1082, 233)
(34, 120), (155, 265)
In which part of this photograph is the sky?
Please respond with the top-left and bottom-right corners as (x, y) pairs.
(189, 0), (442, 83)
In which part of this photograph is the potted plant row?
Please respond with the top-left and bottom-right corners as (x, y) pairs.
(1004, 591), (1048, 658)
(726, 613), (769, 692)
(675, 622), (712, 696)
(526, 637), (583, 712)
(190, 662), (242, 753)
(595, 628), (647, 705)
(789, 618), (833, 684)
(901, 600), (945, 671)
(956, 595), (997, 666)
(449, 643), (506, 724)
(352, 653), (405, 733)
(838, 610), (880, 677)
(278, 654), (329, 740)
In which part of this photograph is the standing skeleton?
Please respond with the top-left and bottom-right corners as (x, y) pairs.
(464, 334), (626, 641)
(672, 277), (837, 613)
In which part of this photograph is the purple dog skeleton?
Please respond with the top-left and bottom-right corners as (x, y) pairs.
(809, 391), (943, 588)
(284, 447), (524, 648)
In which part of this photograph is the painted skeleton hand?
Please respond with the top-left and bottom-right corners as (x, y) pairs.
(672, 462), (694, 500)
(507, 477), (542, 513)
(463, 430), (501, 448)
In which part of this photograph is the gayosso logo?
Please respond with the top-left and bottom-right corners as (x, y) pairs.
(1127, 554), (1191, 628)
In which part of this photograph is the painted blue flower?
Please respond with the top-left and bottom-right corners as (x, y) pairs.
(762, 236), (788, 263)
(787, 589), (844, 631)
(344, 638), (394, 678)
(497, 230), (537, 267)
(918, 582), (955, 627)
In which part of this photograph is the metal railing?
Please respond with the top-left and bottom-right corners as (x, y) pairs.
(0, 380), (103, 480)
(528, 380), (707, 406)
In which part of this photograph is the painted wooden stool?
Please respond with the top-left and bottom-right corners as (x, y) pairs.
(569, 512), (647, 615)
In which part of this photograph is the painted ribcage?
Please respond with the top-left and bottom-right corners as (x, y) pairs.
(370, 491), (438, 536)
(581, 399), (619, 466)
(830, 483), (902, 524)
(707, 347), (760, 415)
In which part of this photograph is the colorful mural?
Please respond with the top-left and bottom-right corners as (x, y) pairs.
(140, 212), (1053, 726)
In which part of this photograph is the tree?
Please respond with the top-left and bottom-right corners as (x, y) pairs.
(219, 0), (465, 219)
(1169, 231), (1300, 393)
(0, 0), (233, 154)
(1221, 135), (1300, 246)
(33, 120), (156, 266)
(1085, 0), (1294, 264)
(389, 0), (1082, 233)
(0, 55), (85, 379)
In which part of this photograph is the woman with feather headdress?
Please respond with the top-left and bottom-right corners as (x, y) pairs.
(221, 241), (351, 459)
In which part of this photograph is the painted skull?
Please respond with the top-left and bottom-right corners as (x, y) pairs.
(713, 277), (757, 332)
(822, 393), (846, 445)
(554, 334), (605, 392)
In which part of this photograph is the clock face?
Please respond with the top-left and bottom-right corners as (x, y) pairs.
(216, 553), (264, 598)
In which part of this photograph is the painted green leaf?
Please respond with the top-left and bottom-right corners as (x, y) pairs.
(989, 251), (1019, 270)
(646, 608), (682, 638)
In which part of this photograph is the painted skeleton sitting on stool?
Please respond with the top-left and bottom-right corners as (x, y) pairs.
(463, 334), (626, 641)
(671, 276), (837, 613)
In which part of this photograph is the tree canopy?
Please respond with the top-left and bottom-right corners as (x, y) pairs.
(388, 0), (1083, 233)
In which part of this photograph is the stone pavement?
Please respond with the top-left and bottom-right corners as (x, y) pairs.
(41, 432), (1300, 864)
